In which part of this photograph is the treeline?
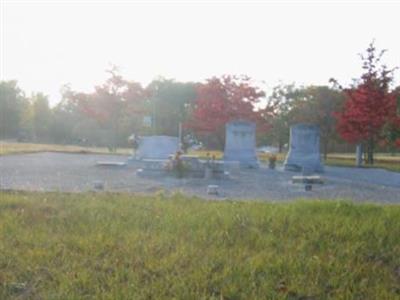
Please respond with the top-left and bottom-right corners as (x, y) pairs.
(0, 73), (196, 148)
(1, 43), (399, 161)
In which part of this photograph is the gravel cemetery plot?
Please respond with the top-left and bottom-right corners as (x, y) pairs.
(0, 152), (399, 203)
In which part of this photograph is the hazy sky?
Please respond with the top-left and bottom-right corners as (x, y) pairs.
(1, 0), (400, 105)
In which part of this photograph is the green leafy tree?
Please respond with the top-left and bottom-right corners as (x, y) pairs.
(31, 93), (52, 142)
(261, 84), (296, 152)
(71, 67), (147, 149)
(289, 86), (345, 160)
(146, 78), (196, 136)
(0, 80), (26, 138)
(49, 84), (83, 144)
(261, 84), (344, 158)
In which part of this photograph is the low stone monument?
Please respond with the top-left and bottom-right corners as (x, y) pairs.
(136, 135), (179, 160)
(284, 124), (323, 172)
(223, 121), (259, 168)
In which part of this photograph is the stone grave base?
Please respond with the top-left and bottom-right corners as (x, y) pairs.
(292, 175), (324, 184)
(96, 161), (127, 167)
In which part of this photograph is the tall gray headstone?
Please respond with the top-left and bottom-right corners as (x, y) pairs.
(136, 135), (179, 160)
(223, 121), (259, 168)
(284, 124), (323, 173)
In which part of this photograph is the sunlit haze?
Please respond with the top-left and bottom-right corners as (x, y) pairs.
(2, 0), (400, 105)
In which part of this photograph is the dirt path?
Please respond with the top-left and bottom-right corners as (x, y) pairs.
(1, 152), (399, 203)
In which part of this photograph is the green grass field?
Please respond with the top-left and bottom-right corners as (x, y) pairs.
(324, 157), (400, 172)
(1, 192), (399, 299)
(191, 150), (400, 172)
(0, 142), (131, 156)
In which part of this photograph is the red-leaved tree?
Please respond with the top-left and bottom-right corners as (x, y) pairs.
(380, 86), (400, 153)
(187, 75), (267, 148)
(333, 42), (399, 164)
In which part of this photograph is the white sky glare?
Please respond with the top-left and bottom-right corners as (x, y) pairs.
(1, 0), (400, 105)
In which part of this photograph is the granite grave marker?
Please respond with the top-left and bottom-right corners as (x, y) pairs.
(136, 135), (179, 160)
(223, 121), (259, 168)
(284, 124), (323, 172)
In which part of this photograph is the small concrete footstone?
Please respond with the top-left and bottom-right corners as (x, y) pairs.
(292, 175), (324, 191)
(207, 185), (219, 195)
(93, 181), (104, 190)
(136, 168), (166, 178)
(292, 175), (324, 184)
(96, 161), (127, 167)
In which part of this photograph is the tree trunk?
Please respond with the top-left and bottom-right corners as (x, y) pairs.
(366, 137), (374, 165)
(363, 142), (367, 164)
(216, 133), (225, 150)
(278, 140), (283, 153)
(322, 137), (328, 161)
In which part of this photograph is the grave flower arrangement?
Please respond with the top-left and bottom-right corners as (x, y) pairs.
(268, 154), (277, 169)
(165, 151), (189, 178)
(128, 134), (140, 158)
(205, 153), (219, 171)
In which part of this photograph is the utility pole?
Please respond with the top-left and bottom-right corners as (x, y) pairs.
(178, 122), (182, 151)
